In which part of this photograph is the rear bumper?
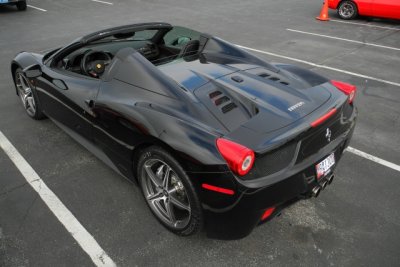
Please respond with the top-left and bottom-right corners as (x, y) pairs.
(196, 107), (356, 239)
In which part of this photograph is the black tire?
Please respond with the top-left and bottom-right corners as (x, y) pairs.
(337, 0), (358, 20)
(14, 69), (46, 120)
(16, 1), (27, 11)
(137, 146), (203, 236)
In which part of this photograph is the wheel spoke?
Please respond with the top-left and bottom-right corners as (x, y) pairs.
(144, 164), (162, 187)
(26, 96), (34, 108)
(170, 194), (190, 211)
(162, 166), (171, 189)
(21, 93), (28, 108)
(28, 96), (36, 110)
(165, 198), (176, 224)
(147, 191), (163, 202)
(16, 73), (36, 115)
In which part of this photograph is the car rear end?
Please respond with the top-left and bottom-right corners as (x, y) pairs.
(196, 80), (357, 239)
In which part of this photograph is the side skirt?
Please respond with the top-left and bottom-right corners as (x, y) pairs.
(50, 117), (128, 179)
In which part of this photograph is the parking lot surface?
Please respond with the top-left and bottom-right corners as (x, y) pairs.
(1, 0), (400, 266)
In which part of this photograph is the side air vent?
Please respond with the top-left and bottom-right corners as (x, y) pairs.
(208, 90), (238, 114)
(269, 77), (280, 81)
(280, 81), (289, 85)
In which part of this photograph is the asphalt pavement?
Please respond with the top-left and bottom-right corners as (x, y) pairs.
(1, 0), (399, 266)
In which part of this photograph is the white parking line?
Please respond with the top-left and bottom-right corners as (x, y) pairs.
(236, 44), (400, 88)
(330, 19), (400, 31)
(91, 0), (113, 5)
(347, 147), (400, 172)
(287, 28), (400, 51)
(27, 5), (47, 12)
(0, 131), (116, 267)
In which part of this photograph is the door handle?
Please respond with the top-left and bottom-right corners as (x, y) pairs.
(85, 99), (95, 108)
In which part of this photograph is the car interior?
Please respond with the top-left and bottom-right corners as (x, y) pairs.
(56, 26), (202, 79)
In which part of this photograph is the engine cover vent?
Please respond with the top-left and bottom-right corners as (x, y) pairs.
(221, 102), (237, 114)
(258, 73), (290, 86)
(209, 90), (238, 114)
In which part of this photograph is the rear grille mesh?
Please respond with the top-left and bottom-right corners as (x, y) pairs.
(245, 142), (298, 179)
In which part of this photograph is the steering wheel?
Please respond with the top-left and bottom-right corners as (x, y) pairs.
(81, 50), (112, 78)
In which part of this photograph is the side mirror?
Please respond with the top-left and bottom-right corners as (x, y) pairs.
(23, 64), (42, 78)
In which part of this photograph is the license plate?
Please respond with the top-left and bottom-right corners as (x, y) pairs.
(316, 153), (335, 179)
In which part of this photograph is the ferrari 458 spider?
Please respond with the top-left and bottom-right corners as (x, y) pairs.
(11, 22), (357, 239)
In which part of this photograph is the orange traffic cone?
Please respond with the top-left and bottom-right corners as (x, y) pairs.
(316, 0), (330, 21)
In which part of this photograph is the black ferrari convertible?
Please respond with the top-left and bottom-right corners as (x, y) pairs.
(11, 22), (357, 239)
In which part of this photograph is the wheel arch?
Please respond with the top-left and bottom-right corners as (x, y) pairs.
(130, 123), (226, 184)
(11, 62), (21, 95)
(11, 52), (42, 94)
(131, 138), (195, 182)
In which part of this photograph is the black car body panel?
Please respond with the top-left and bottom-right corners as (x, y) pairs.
(11, 22), (357, 239)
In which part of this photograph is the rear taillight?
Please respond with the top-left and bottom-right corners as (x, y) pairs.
(310, 108), (337, 128)
(216, 138), (255, 176)
(331, 80), (357, 104)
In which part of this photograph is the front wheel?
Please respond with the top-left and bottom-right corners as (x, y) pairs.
(137, 146), (203, 236)
(337, 0), (358, 20)
(14, 69), (46, 120)
(16, 1), (27, 11)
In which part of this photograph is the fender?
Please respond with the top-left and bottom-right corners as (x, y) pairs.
(11, 52), (43, 92)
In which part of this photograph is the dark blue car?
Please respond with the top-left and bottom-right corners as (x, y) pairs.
(0, 0), (27, 11)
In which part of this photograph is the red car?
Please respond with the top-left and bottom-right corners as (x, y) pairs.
(328, 0), (400, 20)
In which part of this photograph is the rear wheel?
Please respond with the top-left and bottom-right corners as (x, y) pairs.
(14, 69), (45, 120)
(16, 1), (27, 11)
(337, 0), (358, 20)
(137, 146), (203, 236)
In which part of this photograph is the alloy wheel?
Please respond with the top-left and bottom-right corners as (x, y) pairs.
(339, 3), (355, 19)
(141, 159), (191, 229)
(16, 72), (36, 117)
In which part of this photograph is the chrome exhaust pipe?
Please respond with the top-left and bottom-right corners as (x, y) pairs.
(312, 186), (322, 198)
(328, 175), (334, 184)
(321, 180), (328, 190)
